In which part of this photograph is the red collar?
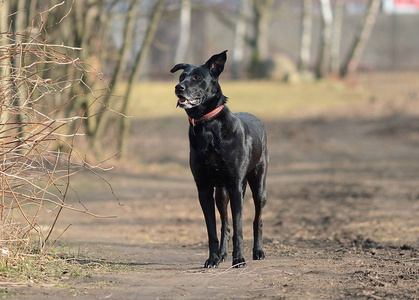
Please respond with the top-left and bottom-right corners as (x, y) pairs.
(189, 105), (224, 126)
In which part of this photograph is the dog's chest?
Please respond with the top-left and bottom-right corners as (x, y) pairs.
(190, 130), (232, 178)
(195, 134), (224, 164)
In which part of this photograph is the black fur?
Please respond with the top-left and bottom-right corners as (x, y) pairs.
(171, 51), (268, 268)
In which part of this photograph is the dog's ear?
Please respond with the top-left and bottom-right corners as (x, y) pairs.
(205, 50), (227, 78)
(170, 63), (190, 73)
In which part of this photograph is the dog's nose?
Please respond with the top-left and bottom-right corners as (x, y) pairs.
(175, 83), (185, 92)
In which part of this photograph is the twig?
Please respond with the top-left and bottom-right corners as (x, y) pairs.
(42, 223), (72, 254)
(1, 15), (117, 257)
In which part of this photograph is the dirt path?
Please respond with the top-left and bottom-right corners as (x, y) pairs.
(7, 93), (419, 299)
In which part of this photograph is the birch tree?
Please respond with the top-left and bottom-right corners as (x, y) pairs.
(316, 0), (333, 78)
(298, 0), (312, 72)
(340, 0), (381, 77)
(0, 0), (11, 124)
(330, 0), (344, 75)
(174, 0), (191, 64)
(232, 0), (249, 79)
(118, 0), (166, 156)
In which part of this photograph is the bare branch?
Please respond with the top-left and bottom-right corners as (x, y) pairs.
(1, 7), (117, 257)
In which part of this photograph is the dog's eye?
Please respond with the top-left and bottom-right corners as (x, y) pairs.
(179, 74), (186, 81)
(193, 75), (201, 81)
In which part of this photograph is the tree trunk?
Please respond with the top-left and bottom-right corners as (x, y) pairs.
(330, 0), (344, 75)
(298, 0), (312, 72)
(174, 0), (191, 64)
(118, 0), (166, 157)
(12, 0), (28, 134)
(0, 0), (11, 125)
(65, 0), (94, 136)
(316, 0), (333, 78)
(249, 0), (274, 78)
(340, 0), (381, 77)
(254, 3), (270, 62)
(65, 0), (105, 138)
(93, 0), (141, 146)
(232, 0), (248, 79)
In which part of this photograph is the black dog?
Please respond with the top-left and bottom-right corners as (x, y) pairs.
(171, 50), (268, 268)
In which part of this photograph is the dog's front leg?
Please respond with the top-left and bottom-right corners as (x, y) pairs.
(229, 183), (247, 268)
(215, 187), (230, 262)
(198, 187), (220, 268)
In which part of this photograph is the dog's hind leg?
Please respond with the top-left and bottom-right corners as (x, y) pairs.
(215, 187), (230, 262)
(247, 158), (268, 260)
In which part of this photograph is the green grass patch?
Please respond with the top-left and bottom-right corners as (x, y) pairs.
(125, 80), (368, 119)
(0, 244), (136, 286)
(0, 252), (89, 285)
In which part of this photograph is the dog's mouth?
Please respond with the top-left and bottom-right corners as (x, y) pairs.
(176, 98), (200, 108)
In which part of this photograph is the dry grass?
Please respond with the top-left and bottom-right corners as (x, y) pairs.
(126, 79), (370, 120)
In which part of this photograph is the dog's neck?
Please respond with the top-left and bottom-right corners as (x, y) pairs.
(185, 94), (227, 121)
(188, 105), (225, 126)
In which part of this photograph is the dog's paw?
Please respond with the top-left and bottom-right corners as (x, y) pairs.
(204, 260), (218, 268)
(232, 257), (247, 268)
(219, 251), (228, 262)
(253, 249), (265, 260)
(204, 254), (220, 268)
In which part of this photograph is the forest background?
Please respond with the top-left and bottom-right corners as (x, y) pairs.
(2, 0), (418, 155)
(1, 0), (418, 271)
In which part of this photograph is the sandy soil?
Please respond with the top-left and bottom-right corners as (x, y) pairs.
(5, 78), (419, 299)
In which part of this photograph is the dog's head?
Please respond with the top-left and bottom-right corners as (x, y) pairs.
(170, 50), (227, 109)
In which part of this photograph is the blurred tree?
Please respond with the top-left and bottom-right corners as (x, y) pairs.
(2, 0), (169, 157)
(248, 0), (275, 78)
(94, 0), (141, 148)
(0, 0), (9, 41)
(232, 0), (249, 79)
(174, 0), (191, 64)
(330, 0), (344, 75)
(298, 0), (312, 72)
(0, 0), (11, 125)
(9, 0), (27, 134)
(67, 0), (105, 136)
(8, 1), (106, 138)
(316, 0), (333, 78)
(118, 0), (166, 157)
(340, 0), (381, 77)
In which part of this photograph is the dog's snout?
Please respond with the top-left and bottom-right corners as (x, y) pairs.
(175, 83), (185, 92)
